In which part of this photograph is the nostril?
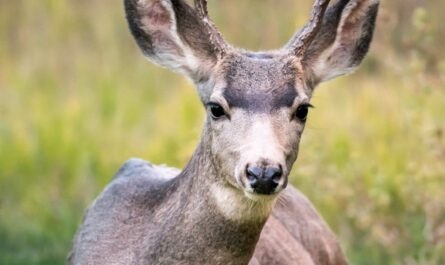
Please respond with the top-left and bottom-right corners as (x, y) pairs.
(264, 167), (283, 183)
(249, 178), (258, 189)
(246, 166), (263, 180)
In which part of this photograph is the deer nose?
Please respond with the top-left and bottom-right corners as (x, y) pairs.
(246, 165), (283, 195)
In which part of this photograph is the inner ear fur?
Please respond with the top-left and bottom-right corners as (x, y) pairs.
(304, 0), (379, 84)
(125, 0), (218, 80)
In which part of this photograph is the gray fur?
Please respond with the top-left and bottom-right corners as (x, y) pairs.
(69, 154), (346, 265)
(222, 55), (298, 112)
(70, 0), (379, 264)
(69, 141), (265, 265)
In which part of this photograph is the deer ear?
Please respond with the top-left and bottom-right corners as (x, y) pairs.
(125, 0), (218, 80)
(304, 0), (379, 84)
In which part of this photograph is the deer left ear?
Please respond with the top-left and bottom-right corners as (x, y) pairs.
(304, 0), (379, 84)
(124, 0), (222, 81)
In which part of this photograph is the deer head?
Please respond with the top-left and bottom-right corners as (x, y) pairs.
(125, 0), (379, 200)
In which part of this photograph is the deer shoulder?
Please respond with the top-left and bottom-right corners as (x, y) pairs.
(252, 185), (348, 265)
(68, 159), (180, 265)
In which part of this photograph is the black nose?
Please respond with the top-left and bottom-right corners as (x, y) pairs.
(246, 165), (283, 195)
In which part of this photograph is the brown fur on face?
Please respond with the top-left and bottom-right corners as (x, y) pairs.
(203, 52), (310, 196)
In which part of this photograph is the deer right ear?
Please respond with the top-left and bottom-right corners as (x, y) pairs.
(124, 0), (223, 81)
(295, 0), (379, 85)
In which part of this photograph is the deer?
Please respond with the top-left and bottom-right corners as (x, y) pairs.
(69, 0), (379, 264)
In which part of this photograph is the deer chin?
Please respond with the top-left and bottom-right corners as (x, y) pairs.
(243, 190), (281, 202)
(210, 182), (277, 222)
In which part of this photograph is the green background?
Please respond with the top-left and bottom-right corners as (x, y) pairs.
(1, 0), (444, 264)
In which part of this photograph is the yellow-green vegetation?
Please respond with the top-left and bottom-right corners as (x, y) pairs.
(0, 0), (444, 264)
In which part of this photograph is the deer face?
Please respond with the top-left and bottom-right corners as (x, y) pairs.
(125, 0), (379, 199)
(202, 54), (312, 196)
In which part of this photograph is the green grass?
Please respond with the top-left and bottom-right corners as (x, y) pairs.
(1, 0), (444, 264)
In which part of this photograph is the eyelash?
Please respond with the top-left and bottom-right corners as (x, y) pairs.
(207, 102), (228, 120)
(293, 103), (313, 122)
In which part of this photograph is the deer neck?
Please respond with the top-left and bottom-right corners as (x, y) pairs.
(177, 124), (277, 223)
(163, 125), (276, 262)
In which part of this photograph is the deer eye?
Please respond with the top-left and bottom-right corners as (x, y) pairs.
(294, 104), (312, 122)
(208, 103), (227, 120)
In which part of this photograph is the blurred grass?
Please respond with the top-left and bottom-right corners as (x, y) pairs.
(0, 0), (444, 264)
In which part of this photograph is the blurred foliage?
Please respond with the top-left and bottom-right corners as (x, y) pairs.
(0, 0), (444, 264)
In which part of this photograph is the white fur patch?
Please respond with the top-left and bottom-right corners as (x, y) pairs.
(210, 183), (277, 222)
(138, 0), (202, 77)
(241, 115), (287, 166)
(160, 0), (201, 72)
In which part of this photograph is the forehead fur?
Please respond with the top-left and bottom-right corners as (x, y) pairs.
(218, 53), (301, 112)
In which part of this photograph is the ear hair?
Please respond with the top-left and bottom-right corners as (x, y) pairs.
(303, 0), (379, 85)
(124, 0), (219, 80)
